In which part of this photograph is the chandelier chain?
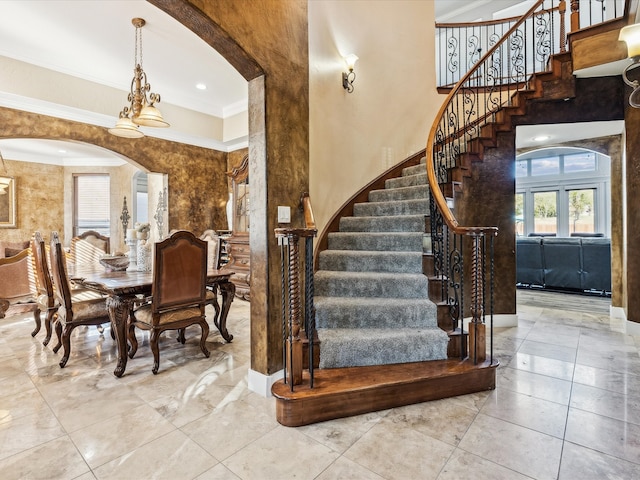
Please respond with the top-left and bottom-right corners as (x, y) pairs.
(135, 23), (143, 68)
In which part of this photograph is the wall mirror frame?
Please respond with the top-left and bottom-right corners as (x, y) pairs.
(0, 176), (16, 228)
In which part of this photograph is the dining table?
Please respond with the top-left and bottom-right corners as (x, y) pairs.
(69, 265), (235, 377)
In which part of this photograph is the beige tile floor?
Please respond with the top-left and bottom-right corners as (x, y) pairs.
(1, 290), (639, 479)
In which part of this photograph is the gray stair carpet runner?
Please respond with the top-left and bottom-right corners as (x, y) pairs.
(315, 160), (449, 369)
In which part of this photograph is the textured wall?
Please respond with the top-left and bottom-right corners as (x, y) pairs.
(0, 159), (64, 244)
(456, 133), (517, 316)
(0, 106), (229, 241)
(151, 0), (310, 375)
(624, 104), (640, 326)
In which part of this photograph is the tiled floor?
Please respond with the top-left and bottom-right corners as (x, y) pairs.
(1, 290), (639, 479)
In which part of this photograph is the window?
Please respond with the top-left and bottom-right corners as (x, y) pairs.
(531, 156), (559, 176)
(533, 191), (557, 235)
(515, 193), (524, 236)
(133, 171), (148, 224)
(74, 174), (110, 236)
(568, 188), (595, 234)
(515, 148), (610, 238)
(564, 152), (596, 173)
(515, 159), (528, 178)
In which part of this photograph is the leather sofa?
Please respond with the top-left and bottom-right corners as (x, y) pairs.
(516, 236), (611, 293)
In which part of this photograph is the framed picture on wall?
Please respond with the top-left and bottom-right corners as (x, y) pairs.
(0, 176), (16, 228)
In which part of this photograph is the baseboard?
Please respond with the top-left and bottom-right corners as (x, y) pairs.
(609, 306), (640, 335)
(248, 368), (283, 397)
(463, 314), (518, 329)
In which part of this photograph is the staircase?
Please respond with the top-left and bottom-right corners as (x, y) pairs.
(314, 158), (449, 369)
(272, 0), (591, 427)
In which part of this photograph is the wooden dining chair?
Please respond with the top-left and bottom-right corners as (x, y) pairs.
(31, 232), (58, 345)
(199, 229), (222, 323)
(70, 230), (110, 265)
(128, 230), (210, 374)
(49, 231), (112, 368)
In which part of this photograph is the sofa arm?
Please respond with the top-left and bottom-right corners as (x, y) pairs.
(0, 248), (36, 317)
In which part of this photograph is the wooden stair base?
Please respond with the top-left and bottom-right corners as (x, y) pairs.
(272, 358), (497, 427)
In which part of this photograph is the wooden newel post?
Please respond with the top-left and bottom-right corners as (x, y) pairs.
(286, 232), (303, 385)
(570, 0), (580, 33)
(468, 233), (486, 363)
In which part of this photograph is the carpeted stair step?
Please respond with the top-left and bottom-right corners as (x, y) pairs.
(386, 172), (427, 189)
(315, 271), (428, 298)
(339, 214), (425, 233)
(317, 327), (449, 368)
(318, 250), (423, 273)
(402, 163), (428, 177)
(354, 198), (428, 217)
(327, 232), (423, 251)
(369, 184), (428, 202)
(315, 296), (438, 329)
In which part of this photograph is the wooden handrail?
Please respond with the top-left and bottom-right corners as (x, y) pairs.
(301, 193), (316, 231)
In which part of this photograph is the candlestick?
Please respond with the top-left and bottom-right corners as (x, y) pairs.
(126, 237), (138, 272)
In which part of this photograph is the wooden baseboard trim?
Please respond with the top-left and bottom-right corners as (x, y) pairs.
(272, 358), (497, 427)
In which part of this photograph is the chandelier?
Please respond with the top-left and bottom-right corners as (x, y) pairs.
(108, 18), (169, 138)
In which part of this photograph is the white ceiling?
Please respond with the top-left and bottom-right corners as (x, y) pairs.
(0, 0), (248, 165)
(0, 0), (627, 166)
(0, 0), (247, 118)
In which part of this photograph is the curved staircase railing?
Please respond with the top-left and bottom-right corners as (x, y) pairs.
(426, 0), (570, 363)
(436, 0), (627, 89)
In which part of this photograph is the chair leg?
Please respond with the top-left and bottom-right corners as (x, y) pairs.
(52, 319), (63, 353)
(31, 307), (42, 337)
(110, 325), (115, 340)
(177, 328), (186, 344)
(150, 329), (161, 374)
(128, 322), (138, 359)
(43, 309), (56, 346)
(59, 325), (73, 368)
(199, 320), (210, 358)
(0, 299), (9, 319)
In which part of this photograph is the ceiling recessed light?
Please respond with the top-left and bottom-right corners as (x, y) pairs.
(532, 135), (550, 142)
(58, 149), (67, 154)
(196, 83), (207, 90)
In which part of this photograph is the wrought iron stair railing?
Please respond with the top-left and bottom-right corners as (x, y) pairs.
(427, 0), (573, 365)
(436, 0), (626, 89)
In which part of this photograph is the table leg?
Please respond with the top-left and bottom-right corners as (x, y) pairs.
(106, 295), (132, 377)
(216, 280), (235, 342)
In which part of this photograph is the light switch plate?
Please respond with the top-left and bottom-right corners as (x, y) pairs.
(277, 206), (291, 223)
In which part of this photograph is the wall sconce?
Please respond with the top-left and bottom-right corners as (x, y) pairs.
(342, 54), (359, 93)
(619, 23), (640, 107)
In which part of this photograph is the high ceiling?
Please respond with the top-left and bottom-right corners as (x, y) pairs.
(0, 0), (626, 166)
(434, 0), (531, 22)
(0, 0), (247, 118)
(0, 0), (248, 165)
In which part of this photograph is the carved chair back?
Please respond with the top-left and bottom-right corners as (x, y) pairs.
(151, 230), (207, 321)
(50, 232), (74, 319)
(199, 229), (221, 271)
(31, 232), (54, 302)
(70, 230), (110, 265)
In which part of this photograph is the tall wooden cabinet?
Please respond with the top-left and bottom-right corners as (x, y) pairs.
(225, 155), (250, 300)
